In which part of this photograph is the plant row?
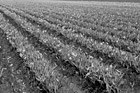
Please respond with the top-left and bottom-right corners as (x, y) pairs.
(19, 5), (140, 44)
(30, 10), (140, 55)
(1, 2), (138, 92)
(0, 6), (125, 92)
(0, 27), (51, 93)
(5, 6), (140, 72)
(0, 11), (90, 93)
(42, 10), (140, 44)
(8, 6), (140, 55)
(4, 6), (140, 92)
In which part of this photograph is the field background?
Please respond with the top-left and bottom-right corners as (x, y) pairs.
(0, 0), (140, 93)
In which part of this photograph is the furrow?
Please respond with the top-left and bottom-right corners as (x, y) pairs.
(9, 6), (140, 55)
(1, 2), (140, 93)
(0, 6), (137, 93)
(13, 4), (140, 44)
(0, 8), (108, 93)
(3, 6), (140, 73)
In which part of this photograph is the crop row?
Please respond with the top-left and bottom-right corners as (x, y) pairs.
(0, 13), (57, 92)
(47, 5), (140, 33)
(6, 2), (140, 31)
(1, 3), (140, 92)
(3, 5), (140, 92)
(14, 5), (140, 44)
(0, 27), (51, 93)
(0, 12), (90, 93)
(25, 9), (140, 55)
(6, 5), (140, 55)
(0, 7), (112, 91)
(4, 6), (140, 72)
(38, 9), (140, 44)
(2, 5), (140, 92)
(0, 6), (125, 92)
(7, 5), (140, 77)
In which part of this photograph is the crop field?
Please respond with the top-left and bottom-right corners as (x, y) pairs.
(0, 1), (140, 93)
